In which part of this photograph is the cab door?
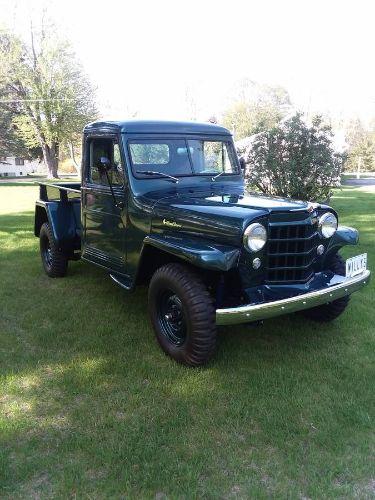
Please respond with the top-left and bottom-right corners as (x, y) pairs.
(81, 134), (127, 274)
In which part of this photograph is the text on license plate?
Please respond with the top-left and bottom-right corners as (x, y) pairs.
(345, 253), (367, 278)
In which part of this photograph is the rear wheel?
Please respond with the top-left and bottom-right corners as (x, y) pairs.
(148, 263), (217, 366)
(300, 253), (350, 322)
(39, 222), (68, 278)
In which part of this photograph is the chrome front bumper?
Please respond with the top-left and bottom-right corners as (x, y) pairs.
(216, 270), (371, 326)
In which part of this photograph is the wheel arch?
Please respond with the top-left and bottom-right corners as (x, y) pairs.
(35, 201), (81, 253)
(135, 243), (196, 286)
(134, 234), (240, 286)
(35, 203), (51, 237)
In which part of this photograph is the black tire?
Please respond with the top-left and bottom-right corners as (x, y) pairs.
(148, 263), (217, 366)
(39, 222), (68, 278)
(300, 253), (350, 322)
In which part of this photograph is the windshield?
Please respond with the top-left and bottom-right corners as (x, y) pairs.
(129, 138), (239, 178)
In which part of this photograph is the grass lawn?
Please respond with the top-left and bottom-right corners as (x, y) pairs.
(0, 184), (374, 498)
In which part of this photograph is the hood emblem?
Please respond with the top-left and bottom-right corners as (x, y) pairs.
(163, 218), (182, 229)
(307, 202), (320, 213)
(291, 202), (320, 212)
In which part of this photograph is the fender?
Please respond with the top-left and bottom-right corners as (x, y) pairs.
(325, 225), (359, 259)
(143, 234), (241, 272)
(35, 200), (81, 252)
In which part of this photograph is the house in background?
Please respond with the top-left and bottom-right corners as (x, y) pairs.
(0, 156), (43, 177)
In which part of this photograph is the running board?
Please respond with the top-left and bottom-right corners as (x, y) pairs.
(109, 273), (133, 291)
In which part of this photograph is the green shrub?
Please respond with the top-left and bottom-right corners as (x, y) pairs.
(245, 113), (344, 201)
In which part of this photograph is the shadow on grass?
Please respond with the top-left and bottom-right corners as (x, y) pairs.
(0, 211), (35, 234)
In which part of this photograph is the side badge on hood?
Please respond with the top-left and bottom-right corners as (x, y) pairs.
(163, 218), (182, 229)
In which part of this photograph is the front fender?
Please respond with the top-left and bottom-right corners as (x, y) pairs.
(326, 225), (359, 258)
(143, 234), (240, 272)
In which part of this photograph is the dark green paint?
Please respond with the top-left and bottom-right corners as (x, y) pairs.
(144, 234), (240, 272)
(34, 120), (360, 295)
(326, 225), (359, 255)
(84, 120), (231, 136)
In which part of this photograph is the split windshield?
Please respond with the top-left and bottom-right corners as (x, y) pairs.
(129, 138), (239, 178)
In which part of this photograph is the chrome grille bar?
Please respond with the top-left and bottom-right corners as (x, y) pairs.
(266, 218), (318, 284)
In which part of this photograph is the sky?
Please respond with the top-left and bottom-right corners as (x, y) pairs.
(1, 0), (375, 125)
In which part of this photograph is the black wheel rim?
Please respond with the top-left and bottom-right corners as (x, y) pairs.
(157, 290), (187, 346)
(42, 236), (52, 267)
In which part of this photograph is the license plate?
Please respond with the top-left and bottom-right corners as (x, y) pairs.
(345, 253), (367, 278)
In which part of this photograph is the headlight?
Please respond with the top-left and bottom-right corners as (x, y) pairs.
(318, 212), (337, 238)
(243, 223), (267, 252)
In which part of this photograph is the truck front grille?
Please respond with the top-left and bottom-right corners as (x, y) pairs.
(266, 221), (318, 283)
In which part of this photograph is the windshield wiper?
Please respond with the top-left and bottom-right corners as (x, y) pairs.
(211, 171), (226, 181)
(136, 170), (178, 183)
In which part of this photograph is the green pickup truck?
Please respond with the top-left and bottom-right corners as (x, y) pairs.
(34, 120), (370, 366)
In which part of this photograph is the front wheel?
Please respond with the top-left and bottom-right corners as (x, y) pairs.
(39, 222), (68, 278)
(148, 263), (217, 366)
(300, 253), (350, 322)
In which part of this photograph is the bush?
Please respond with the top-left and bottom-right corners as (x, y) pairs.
(245, 113), (344, 201)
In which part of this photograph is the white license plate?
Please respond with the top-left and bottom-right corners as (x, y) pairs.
(345, 253), (367, 278)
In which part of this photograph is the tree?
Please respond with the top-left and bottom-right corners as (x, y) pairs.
(0, 107), (25, 158)
(0, 26), (97, 178)
(0, 86), (43, 160)
(344, 119), (375, 175)
(222, 80), (291, 140)
(245, 113), (344, 202)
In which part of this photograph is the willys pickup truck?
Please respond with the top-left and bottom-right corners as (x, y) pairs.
(34, 120), (370, 366)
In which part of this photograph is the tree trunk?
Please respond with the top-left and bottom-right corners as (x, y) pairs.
(68, 141), (80, 175)
(42, 142), (59, 179)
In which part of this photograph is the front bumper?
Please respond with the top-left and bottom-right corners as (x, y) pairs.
(216, 270), (371, 326)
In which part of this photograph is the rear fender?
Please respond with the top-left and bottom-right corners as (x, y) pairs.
(35, 201), (81, 252)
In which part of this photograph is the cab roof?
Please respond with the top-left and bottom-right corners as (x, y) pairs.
(84, 120), (231, 136)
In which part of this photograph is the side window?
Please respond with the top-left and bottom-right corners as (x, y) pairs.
(88, 138), (124, 186)
(111, 143), (124, 185)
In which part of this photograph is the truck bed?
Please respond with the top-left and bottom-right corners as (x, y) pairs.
(35, 182), (82, 253)
(38, 181), (81, 200)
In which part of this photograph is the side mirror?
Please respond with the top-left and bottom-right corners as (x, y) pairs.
(99, 156), (111, 170)
(239, 157), (246, 174)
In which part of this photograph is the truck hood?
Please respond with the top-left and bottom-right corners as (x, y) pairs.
(150, 188), (313, 245)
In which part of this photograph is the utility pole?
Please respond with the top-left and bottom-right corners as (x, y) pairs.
(356, 157), (362, 180)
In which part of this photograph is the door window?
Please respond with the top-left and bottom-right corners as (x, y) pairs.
(88, 138), (124, 186)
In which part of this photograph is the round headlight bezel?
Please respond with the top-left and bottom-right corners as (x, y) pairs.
(243, 222), (267, 252)
(318, 212), (338, 239)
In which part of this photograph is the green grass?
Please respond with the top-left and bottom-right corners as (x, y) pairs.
(0, 185), (374, 498)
